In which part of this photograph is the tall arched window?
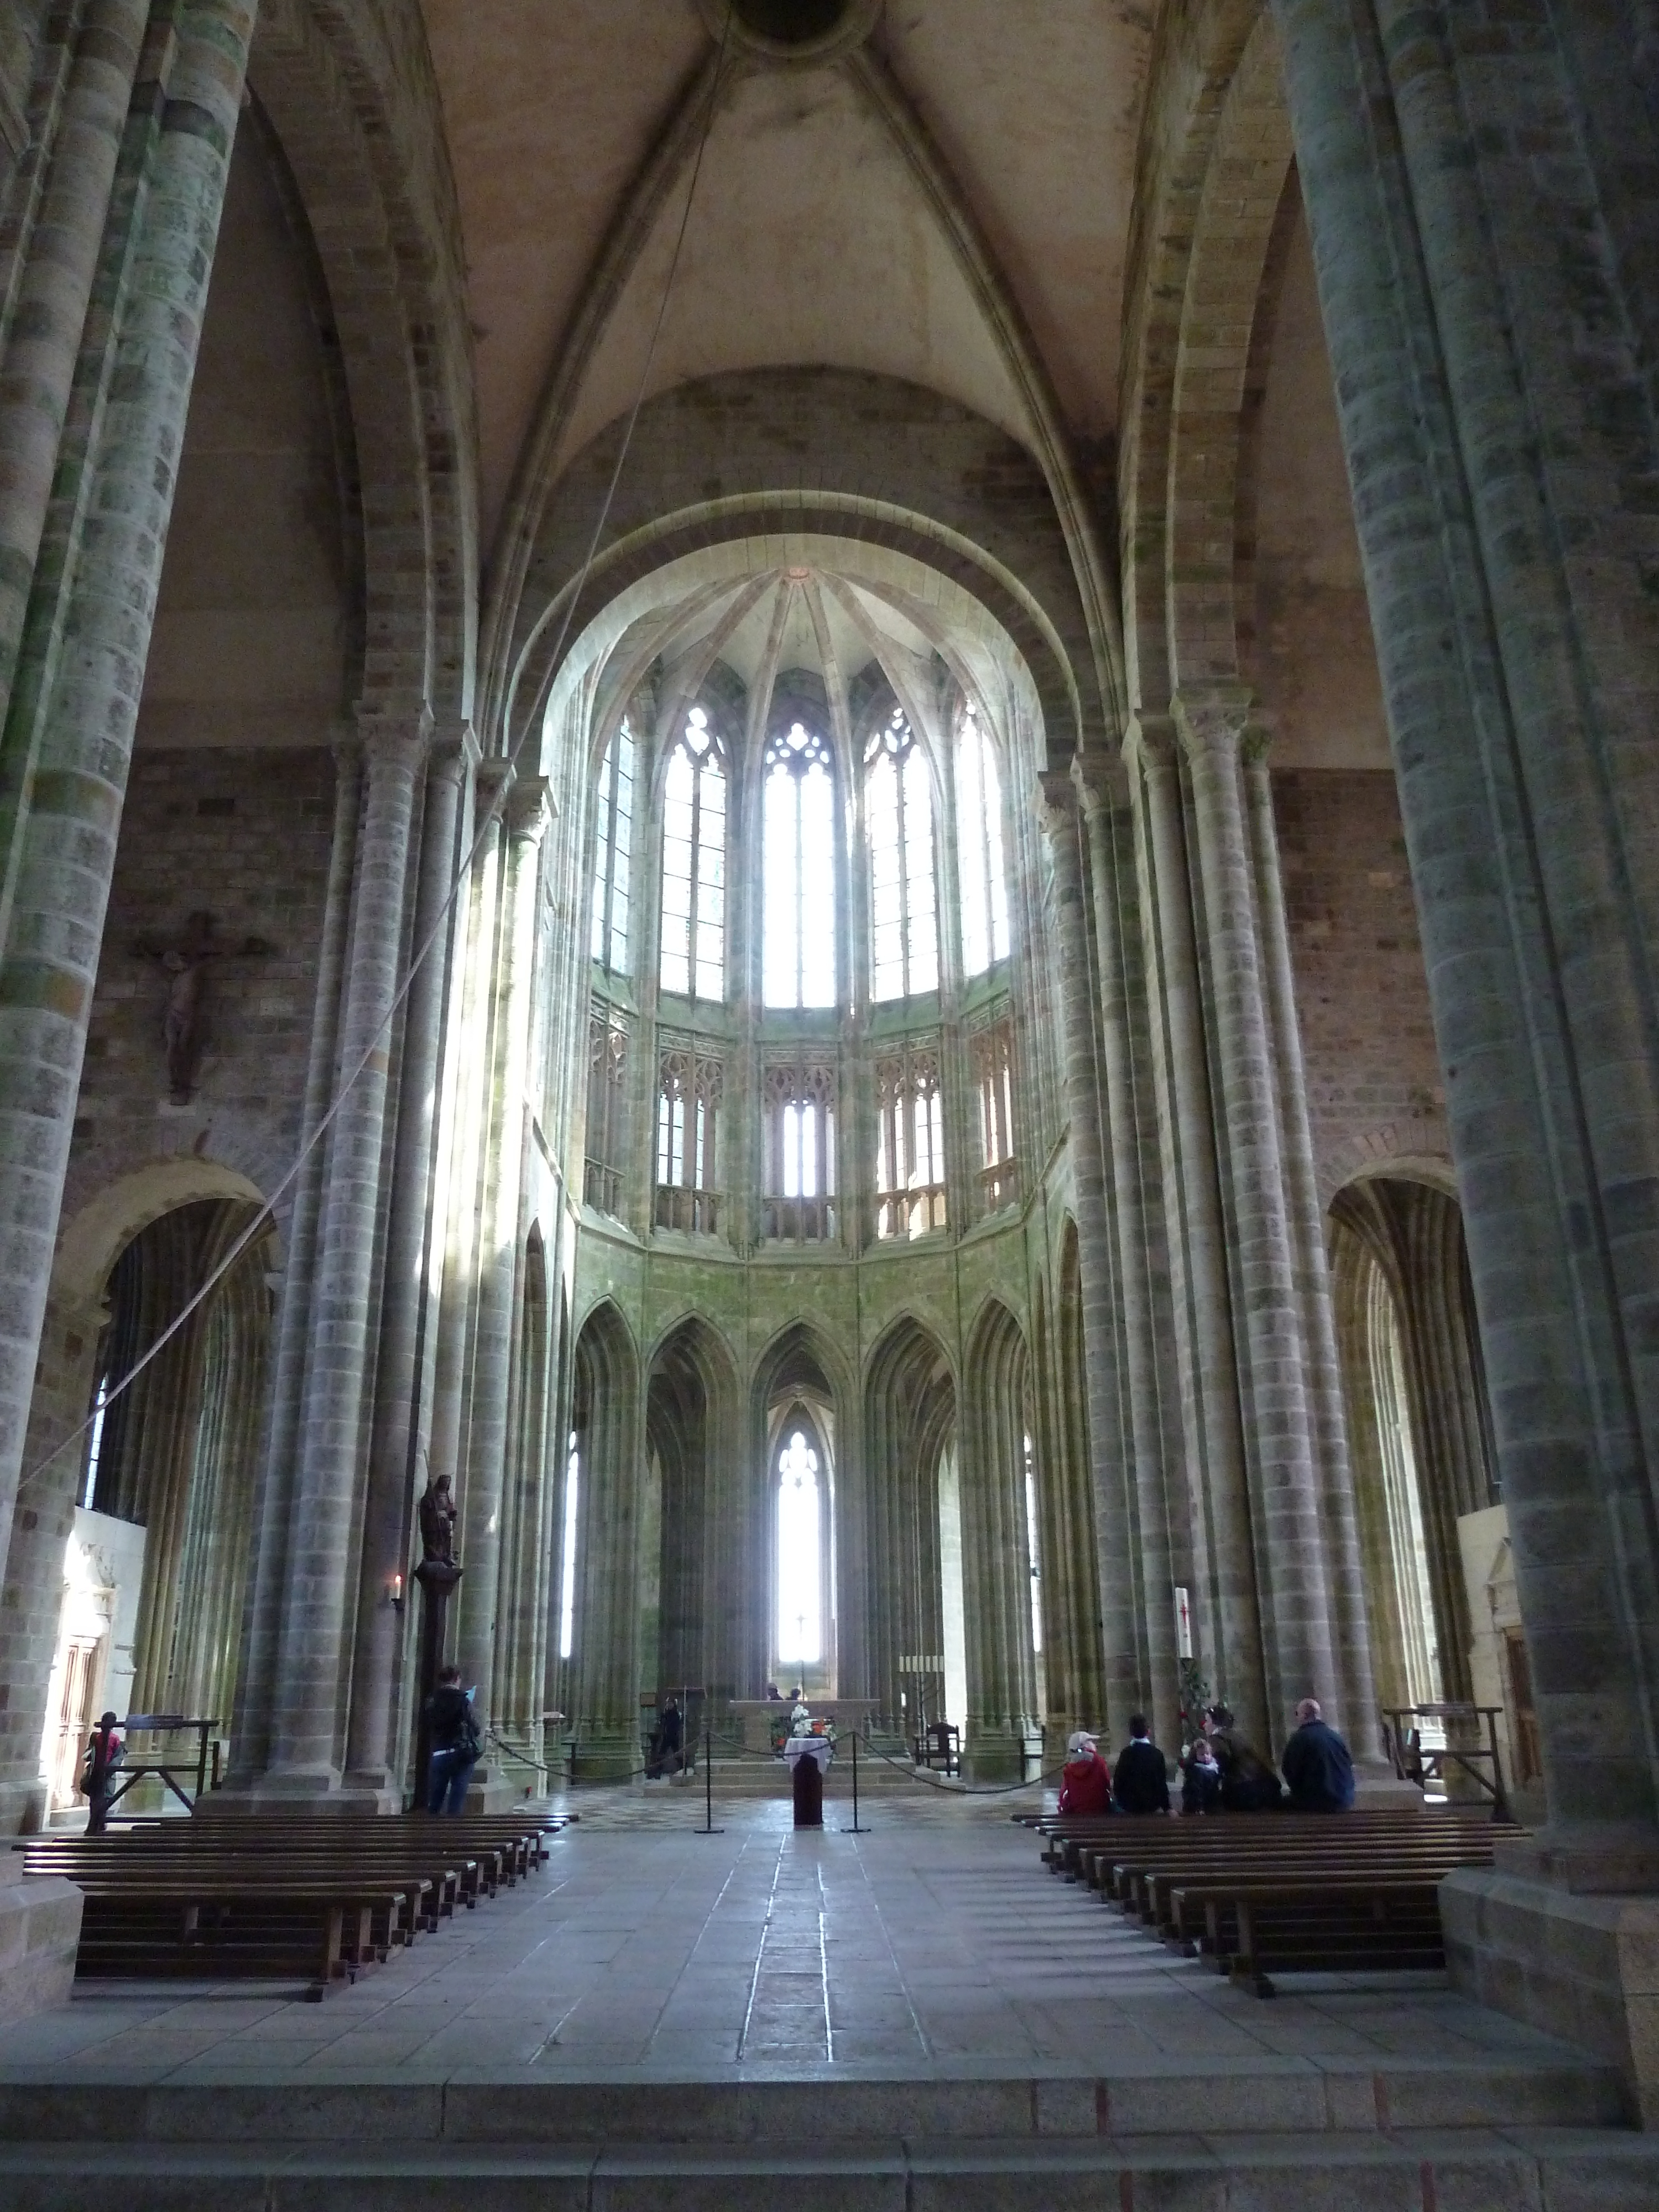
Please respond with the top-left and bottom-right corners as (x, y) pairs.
(956, 701), (1010, 978)
(659, 707), (726, 1001)
(775, 1422), (824, 1668)
(865, 706), (938, 1000)
(589, 720), (635, 972)
(763, 721), (837, 1008)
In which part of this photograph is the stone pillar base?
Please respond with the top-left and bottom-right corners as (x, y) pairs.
(567, 1731), (640, 1783)
(0, 1879), (81, 2025)
(463, 1768), (521, 1813)
(0, 1779), (48, 1837)
(1353, 1766), (1426, 1805)
(1441, 1865), (1659, 2125)
(962, 1731), (1025, 1786)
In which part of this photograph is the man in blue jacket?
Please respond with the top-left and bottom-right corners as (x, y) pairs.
(1280, 1698), (1355, 1811)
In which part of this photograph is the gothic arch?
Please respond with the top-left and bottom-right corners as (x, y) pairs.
(956, 1296), (1038, 1779)
(863, 1314), (956, 1731)
(564, 1298), (643, 1774)
(644, 1315), (743, 1706)
(1329, 1173), (1499, 1734)
(249, 0), (477, 719)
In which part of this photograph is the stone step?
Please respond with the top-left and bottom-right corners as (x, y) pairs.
(1, 2126), (1655, 2210)
(0, 2055), (1627, 2143)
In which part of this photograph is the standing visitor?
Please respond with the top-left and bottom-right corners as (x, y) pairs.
(424, 1665), (481, 1814)
(82, 1712), (124, 1834)
(1112, 1715), (1171, 1814)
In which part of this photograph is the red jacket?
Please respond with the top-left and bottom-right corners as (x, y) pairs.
(1057, 1752), (1112, 1815)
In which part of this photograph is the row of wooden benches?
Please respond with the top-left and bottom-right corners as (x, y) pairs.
(1030, 1806), (1509, 1995)
(16, 1811), (565, 2000)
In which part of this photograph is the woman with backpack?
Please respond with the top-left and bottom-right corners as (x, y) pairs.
(424, 1664), (481, 1814)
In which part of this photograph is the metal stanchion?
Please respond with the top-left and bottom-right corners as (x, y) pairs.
(698, 1720), (723, 1834)
(842, 1725), (870, 1833)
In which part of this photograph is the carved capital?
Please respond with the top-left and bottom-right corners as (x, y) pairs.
(1123, 711), (1178, 776)
(1171, 682), (1255, 768)
(354, 696), (435, 765)
(1034, 768), (1078, 840)
(429, 721), (481, 788)
(473, 755), (517, 827)
(508, 775), (555, 846)
(1073, 755), (1128, 821)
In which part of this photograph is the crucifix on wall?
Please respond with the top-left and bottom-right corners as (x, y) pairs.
(132, 911), (275, 1104)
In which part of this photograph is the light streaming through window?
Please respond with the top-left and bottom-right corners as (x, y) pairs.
(1022, 1430), (1043, 1658)
(776, 1426), (823, 1665)
(660, 708), (727, 1000)
(865, 707), (938, 1000)
(589, 721), (634, 972)
(559, 1432), (580, 1660)
(957, 702), (1010, 978)
(763, 722), (836, 1008)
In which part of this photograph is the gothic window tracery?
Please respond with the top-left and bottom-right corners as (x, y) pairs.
(659, 707), (727, 1002)
(763, 720), (837, 1009)
(874, 1044), (947, 1240)
(762, 1060), (837, 1244)
(655, 1042), (722, 1234)
(865, 706), (938, 1001)
(971, 1015), (1018, 1213)
(590, 719), (635, 974)
(584, 1009), (629, 1218)
(775, 1421), (825, 1670)
(957, 700), (1010, 978)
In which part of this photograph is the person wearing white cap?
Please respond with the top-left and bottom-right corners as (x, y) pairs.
(1057, 1728), (1111, 1815)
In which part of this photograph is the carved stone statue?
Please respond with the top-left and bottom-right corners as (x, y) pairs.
(133, 910), (274, 1103)
(418, 1472), (457, 1564)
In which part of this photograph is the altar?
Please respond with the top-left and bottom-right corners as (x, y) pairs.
(727, 1697), (879, 1752)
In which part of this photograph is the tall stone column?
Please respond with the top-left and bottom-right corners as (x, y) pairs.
(265, 703), (429, 1792)
(0, 0), (255, 1680)
(1077, 761), (1180, 1747)
(1035, 775), (1138, 1740)
(1241, 737), (1381, 1759)
(0, 0), (148, 934)
(1175, 682), (1339, 1734)
(342, 728), (477, 1793)
(227, 735), (362, 1786)
(457, 776), (550, 1740)
(1127, 716), (1268, 1749)
(1272, 0), (1659, 2104)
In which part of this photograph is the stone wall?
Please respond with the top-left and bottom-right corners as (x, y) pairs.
(65, 747), (337, 1224)
(1272, 765), (1448, 1202)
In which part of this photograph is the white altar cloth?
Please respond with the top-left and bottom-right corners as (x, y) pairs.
(784, 1736), (832, 1772)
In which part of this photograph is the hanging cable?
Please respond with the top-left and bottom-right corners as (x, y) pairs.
(14, 15), (734, 1507)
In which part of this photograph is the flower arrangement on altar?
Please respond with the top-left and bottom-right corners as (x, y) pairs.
(772, 1702), (836, 1753)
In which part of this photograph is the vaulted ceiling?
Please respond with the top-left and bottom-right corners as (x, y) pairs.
(419, 0), (1151, 552)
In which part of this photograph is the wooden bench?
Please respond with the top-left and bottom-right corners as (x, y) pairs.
(1030, 1807), (1511, 1993)
(15, 1809), (562, 1997)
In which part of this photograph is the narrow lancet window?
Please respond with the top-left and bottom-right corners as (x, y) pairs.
(775, 1426), (823, 1667)
(559, 1432), (580, 1660)
(865, 706), (938, 1000)
(874, 1046), (947, 1240)
(660, 707), (727, 1001)
(957, 701), (1010, 978)
(590, 719), (635, 973)
(763, 721), (836, 1008)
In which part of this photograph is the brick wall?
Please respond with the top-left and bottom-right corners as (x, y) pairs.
(64, 746), (337, 1225)
(1272, 766), (1449, 1203)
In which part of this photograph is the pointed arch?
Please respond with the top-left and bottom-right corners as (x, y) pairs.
(563, 1299), (643, 1775)
(863, 1314), (957, 1736)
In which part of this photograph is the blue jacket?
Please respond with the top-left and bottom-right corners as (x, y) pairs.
(1281, 1719), (1355, 1811)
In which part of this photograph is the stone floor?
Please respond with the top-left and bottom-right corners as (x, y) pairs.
(0, 1783), (1618, 2088)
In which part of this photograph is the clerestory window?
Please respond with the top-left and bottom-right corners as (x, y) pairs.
(957, 701), (1010, 978)
(590, 721), (635, 973)
(874, 1045), (947, 1241)
(655, 1044), (722, 1234)
(865, 706), (938, 1001)
(762, 1060), (837, 1244)
(659, 707), (727, 1001)
(763, 721), (837, 1008)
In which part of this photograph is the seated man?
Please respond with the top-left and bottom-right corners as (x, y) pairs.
(1280, 1697), (1355, 1811)
(1112, 1715), (1171, 1815)
(1057, 1730), (1111, 1815)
